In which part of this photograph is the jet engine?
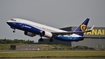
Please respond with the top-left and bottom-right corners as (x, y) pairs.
(24, 31), (36, 37)
(41, 31), (53, 38)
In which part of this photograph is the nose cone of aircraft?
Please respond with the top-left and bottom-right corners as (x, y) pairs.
(6, 20), (13, 26)
(6, 21), (10, 25)
(6, 21), (9, 24)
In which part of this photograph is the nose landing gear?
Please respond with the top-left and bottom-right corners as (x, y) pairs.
(10, 27), (16, 33)
(13, 29), (15, 33)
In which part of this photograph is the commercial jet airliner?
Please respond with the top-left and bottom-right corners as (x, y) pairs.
(6, 18), (94, 42)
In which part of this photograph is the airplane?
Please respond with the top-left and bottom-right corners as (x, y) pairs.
(6, 18), (94, 42)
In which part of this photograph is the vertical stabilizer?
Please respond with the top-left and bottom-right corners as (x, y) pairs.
(74, 18), (90, 36)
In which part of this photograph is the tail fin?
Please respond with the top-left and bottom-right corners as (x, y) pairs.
(74, 18), (90, 36)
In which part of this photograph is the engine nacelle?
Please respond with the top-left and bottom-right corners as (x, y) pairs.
(41, 31), (53, 38)
(24, 31), (36, 37)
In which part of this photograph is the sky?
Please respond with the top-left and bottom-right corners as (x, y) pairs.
(0, 0), (105, 44)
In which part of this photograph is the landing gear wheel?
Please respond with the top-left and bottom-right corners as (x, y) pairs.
(50, 39), (53, 42)
(39, 38), (44, 42)
(13, 30), (15, 33)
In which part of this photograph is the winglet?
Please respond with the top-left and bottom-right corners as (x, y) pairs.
(85, 25), (95, 32)
(90, 25), (95, 30)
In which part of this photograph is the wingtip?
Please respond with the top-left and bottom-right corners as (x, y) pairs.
(90, 25), (95, 30)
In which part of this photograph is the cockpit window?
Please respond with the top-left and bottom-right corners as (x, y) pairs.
(11, 19), (16, 21)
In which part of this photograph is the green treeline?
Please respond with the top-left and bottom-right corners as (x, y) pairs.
(0, 38), (34, 44)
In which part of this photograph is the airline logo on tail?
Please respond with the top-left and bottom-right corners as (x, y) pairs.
(80, 24), (86, 32)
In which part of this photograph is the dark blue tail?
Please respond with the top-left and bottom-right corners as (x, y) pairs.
(74, 18), (90, 36)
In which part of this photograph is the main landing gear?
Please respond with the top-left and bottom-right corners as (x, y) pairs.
(38, 33), (54, 42)
(38, 37), (54, 42)
(50, 38), (53, 42)
(38, 37), (44, 42)
(38, 35), (44, 42)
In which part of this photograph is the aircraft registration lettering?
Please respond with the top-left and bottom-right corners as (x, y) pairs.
(84, 29), (105, 35)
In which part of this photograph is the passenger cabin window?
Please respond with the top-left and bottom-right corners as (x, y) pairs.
(11, 19), (16, 21)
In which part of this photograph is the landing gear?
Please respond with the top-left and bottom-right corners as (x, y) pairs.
(38, 32), (44, 42)
(50, 38), (54, 42)
(38, 34), (44, 42)
(76, 41), (78, 42)
(13, 29), (15, 33)
(38, 38), (44, 42)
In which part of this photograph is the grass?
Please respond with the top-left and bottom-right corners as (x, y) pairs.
(0, 50), (105, 58)
(0, 44), (10, 50)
